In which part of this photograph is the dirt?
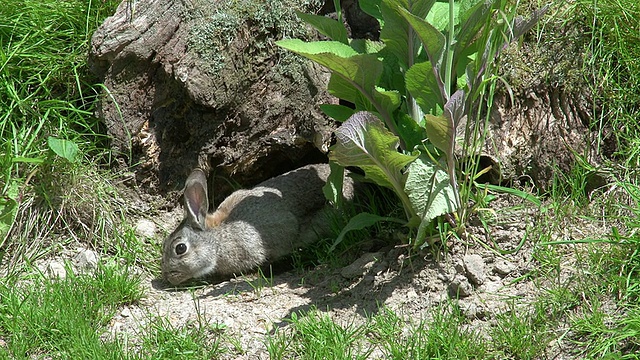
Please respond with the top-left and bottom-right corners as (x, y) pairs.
(92, 191), (605, 359)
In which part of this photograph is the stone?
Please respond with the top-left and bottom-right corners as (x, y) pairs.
(449, 274), (473, 298)
(73, 249), (99, 272)
(494, 259), (516, 276)
(459, 301), (486, 320)
(120, 307), (132, 318)
(463, 254), (485, 286)
(135, 219), (157, 239)
(340, 252), (384, 279)
(41, 259), (66, 279)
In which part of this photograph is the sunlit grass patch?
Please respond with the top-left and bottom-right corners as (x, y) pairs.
(0, 264), (141, 358)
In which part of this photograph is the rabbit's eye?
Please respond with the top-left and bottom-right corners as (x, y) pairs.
(175, 243), (187, 255)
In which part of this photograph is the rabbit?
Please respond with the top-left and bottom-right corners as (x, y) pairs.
(161, 163), (354, 285)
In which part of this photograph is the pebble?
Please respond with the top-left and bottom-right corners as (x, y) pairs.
(43, 259), (66, 279)
(463, 254), (485, 285)
(449, 274), (473, 298)
(73, 249), (99, 272)
(120, 307), (132, 318)
(459, 301), (486, 319)
(493, 260), (515, 276)
(340, 252), (383, 279)
(135, 219), (157, 238)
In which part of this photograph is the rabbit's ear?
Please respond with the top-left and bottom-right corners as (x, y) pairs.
(183, 169), (209, 230)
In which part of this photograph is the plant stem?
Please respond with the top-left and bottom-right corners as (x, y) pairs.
(445, 0), (461, 224)
(444, 0), (455, 101)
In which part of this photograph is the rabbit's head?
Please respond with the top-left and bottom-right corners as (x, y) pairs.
(162, 169), (218, 285)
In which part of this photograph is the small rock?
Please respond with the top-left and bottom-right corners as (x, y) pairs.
(449, 274), (473, 298)
(362, 275), (375, 285)
(459, 301), (486, 320)
(493, 260), (515, 276)
(463, 254), (485, 285)
(135, 219), (157, 238)
(459, 301), (478, 319)
(340, 252), (383, 279)
(120, 307), (132, 318)
(44, 260), (67, 279)
(73, 249), (99, 272)
(484, 281), (501, 293)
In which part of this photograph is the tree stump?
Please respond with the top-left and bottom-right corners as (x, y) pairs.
(90, 0), (334, 200)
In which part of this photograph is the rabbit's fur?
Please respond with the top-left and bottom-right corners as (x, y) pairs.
(162, 163), (353, 285)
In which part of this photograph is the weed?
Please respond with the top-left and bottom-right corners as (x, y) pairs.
(242, 266), (275, 297)
(279, 0), (548, 247)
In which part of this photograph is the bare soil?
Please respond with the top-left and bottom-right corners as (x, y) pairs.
(101, 192), (606, 359)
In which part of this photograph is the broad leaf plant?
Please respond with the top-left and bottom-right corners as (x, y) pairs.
(277, 0), (548, 246)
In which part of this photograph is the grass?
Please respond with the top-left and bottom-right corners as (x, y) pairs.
(575, 0), (640, 167)
(0, 0), (126, 264)
(0, 263), (232, 359)
(2, 0), (640, 358)
(140, 316), (227, 359)
(0, 264), (141, 358)
(267, 304), (488, 359)
(269, 309), (371, 360)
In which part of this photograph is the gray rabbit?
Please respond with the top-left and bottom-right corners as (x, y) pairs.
(162, 163), (353, 285)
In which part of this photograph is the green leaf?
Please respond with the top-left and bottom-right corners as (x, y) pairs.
(423, 89), (463, 154)
(321, 60), (401, 123)
(455, 0), (495, 55)
(328, 73), (361, 105)
(331, 212), (405, 251)
(397, 7), (446, 72)
(444, 89), (465, 128)
(378, 47), (406, 92)
(276, 39), (358, 58)
(405, 154), (457, 226)
(319, 104), (355, 122)
(395, 112), (427, 151)
(0, 181), (19, 243)
(323, 161), (345, 207)
(373, 88), (402, 114)
(380, 0), (437, 70)
(47, 136), (79, 163)
(327, 75), (381, 113)
(329, 111), (418, 220)
(12, 156), (45, 164)
(278, 39), (384, 107)
(424, 114), (452, 154)
(406, 61), (444, 114)
(360, 0), (383, 22)
(330, 111), (417, 190)
(278, 38), (400, 137)
(349, 39), (385, 54)
(295, 11), (348, 44)
(474, 183), (541, 206)
(426, 1), (461, 31)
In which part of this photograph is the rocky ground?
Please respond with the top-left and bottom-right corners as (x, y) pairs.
(27, 182), (611, 360)
(53, 190), (599, 359)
